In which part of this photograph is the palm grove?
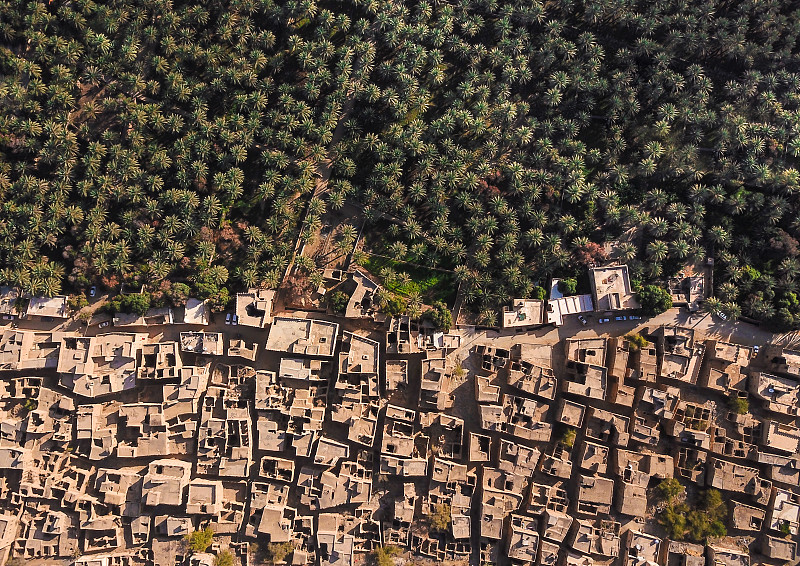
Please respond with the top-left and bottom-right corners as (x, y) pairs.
(2, 0), (800, 328)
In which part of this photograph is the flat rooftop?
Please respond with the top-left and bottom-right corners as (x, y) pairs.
(265, 317), (339, 357)
(590, 265), (640, 311)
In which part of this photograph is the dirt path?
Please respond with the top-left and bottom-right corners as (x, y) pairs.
(281, 96), (357, 284)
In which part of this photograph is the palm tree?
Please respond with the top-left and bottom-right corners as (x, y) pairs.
(646, 240), (668, 262)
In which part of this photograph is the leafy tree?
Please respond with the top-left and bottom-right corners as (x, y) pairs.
(167, 283), (191, 307)
(532, 286), (547, 301)
(214, 551), (234, 566)
(700, 489), (726, 522)
(185, 527), (214, 553)
(424, 301), (452, 331)
(382, 294), (407, 317)
(427, 503), (451, 533)
(558, 278), (578, 296)
(328, 291), (350, 314)
(67, 294), (89, 311)
(659, 503), (688, 539)
(120, 293), (151, 316)
(638, 285), (672, 315)
(560, 428), (577, 449)
(727, 395), (749, 415)
(266, 542), (294, 564)
(106, 293), (152, 316)
(369, 546), (401, 566)
(625, 333), (649, 351)
(655, 478), (685, 504)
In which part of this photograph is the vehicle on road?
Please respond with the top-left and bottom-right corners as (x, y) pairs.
(629, 315), (641, 320)
(577, 315), (588, 326)
(232, 315), (238, 326)
(99, 321), (110, 328)
(89, 286), (97, 297)
(615, 316), (626, 321)
(1, 315), (12, 321)
(753, 345), (760, 356)
(225, 313), (232, 325)
(717, 311), (728, 321)
(599, 318), (610, 324)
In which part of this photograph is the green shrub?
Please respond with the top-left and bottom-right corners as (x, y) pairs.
(727, 395), (749, 415)
(106, 293), (152, 316)
(266, 541), (294, 563)
(328, 291), (349, 314)
(214, 550), (234, 566)
(655, 478), (685, 504)
(558, 278), (578, 295)
(532, 286), (547, 300)
(185, 527), (214, 553)
(370, 546), (401, 566)
(560, 428), (577, 448)
(700, 488), (726, 522)
(167, 282), (191, 307)
(68, 294), (89, 311)
(638, 284), (672, 315)
(427, 503), (451, 532)
(659, 504), (688, 539)
(425, 301), (452, 332)
(384, 294), (407, 317)
(625, 332), (649, 350)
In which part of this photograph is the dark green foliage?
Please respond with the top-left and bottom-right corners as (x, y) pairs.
(558, 278), (578, 296)
(167, 283), (192, 308)
(382, 294), (407, 317)
(0, 0), (799, 329)
(185, 527), (214, 553)
(638, 285), (673, 316)
(659, 504), (687, 539)
(779, 521), (792, 536)
(655, 478), (685, 504)
(659, 489), (727, 543)
(328, 291), (350, 314)
(427, 504), (451, 533)
(625, 333), (649, 351)
(362, 254), (456, 305)
(532, 286), (547, 301)
(560, 428), (577, 448)
(67, 294), (89, 311)
(214, 551), (234, 566)
(106, 293), (151, 316)
(700, 488), (726, 521)
(727, 395), (749, 415)
(266, 542), (294, 563)
(424, 301), (452, 332)
(369, 546), (401, 566)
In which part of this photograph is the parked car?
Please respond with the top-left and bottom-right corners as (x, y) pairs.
(99, 321), (110, 328)
(615, 315), (626, 321)
(225, 313), (232, 325)
(89, 286), (97, 297)
(717, 311), (728, 321)
(753, 345), (760, 356)
(629, 315), (641, 320)
(1, 314), (12, 320)
(599, 318), (610, 324)
(577, 315), (588, 326)
(232, 314), (238, 326)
